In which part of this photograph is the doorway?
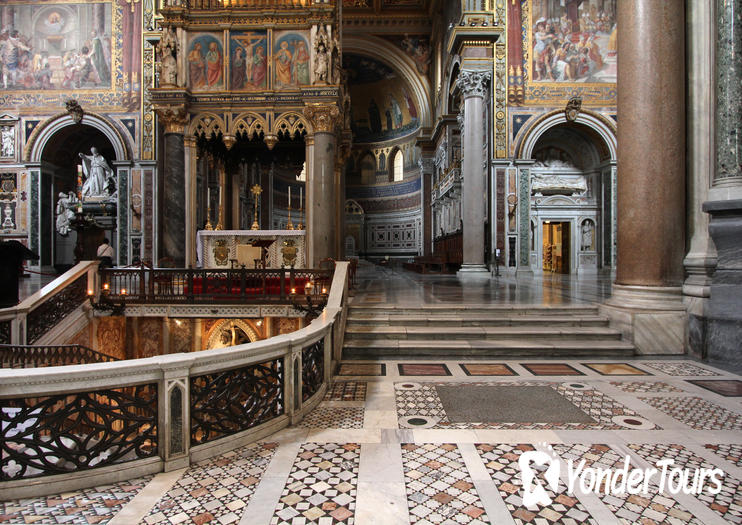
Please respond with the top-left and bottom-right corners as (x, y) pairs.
(542, 221), (570, 273)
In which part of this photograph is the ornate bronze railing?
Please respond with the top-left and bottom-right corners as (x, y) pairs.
(0, 262), (350, 497)
(180, 0), (328, 10)
(26, 274), (88, 344)
(98, 266), (332, 305)
(0, 344), (119, 368)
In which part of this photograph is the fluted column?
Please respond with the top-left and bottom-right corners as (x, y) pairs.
(156, 105), (188, 266)
(600, 1), (687, 354)
(184, 135), (198, 267)
(702, 0), (742, 365)
(304, 104), (340, 266)
(456, 70), (490, 275)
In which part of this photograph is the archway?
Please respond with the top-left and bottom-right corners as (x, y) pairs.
(40, 124), (116, 269)
(526, 121), (615, 274)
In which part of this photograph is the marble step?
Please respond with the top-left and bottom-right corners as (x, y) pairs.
(342, 339), (635, 358)
(344, 325), (623, 341)
(349, 305), (599, 316)
(345, 315), (610, 327)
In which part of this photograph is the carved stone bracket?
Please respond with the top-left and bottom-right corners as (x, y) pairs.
(565, 97), (582, 122)
(154, 105), (188, 134)
(65, 99), (84, 124)
(303, 104), (340, 134)
(457, 70), (491, 99)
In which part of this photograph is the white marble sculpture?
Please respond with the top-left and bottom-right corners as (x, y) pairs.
(79, 147), (115, 198)
(55, 191), (77, 235)
(531, 173), (587, 195)
(2, 203), (13, 229)
(157, 27), (178, 87)
(581, 221), (594, 251)
(1, 126), (13, 157)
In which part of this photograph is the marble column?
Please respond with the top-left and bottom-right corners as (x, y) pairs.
(303, 104), (340, 266)
(600, 0), (687, 354)
(184, 136), (197, 267)
(456, 70), (490, 276)
(702, 0), (742, 365)
(683, 0), (717, 357)
(156, 106), (188, 266)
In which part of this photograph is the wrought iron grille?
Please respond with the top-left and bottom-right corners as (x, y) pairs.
(302, 340), (324, 402)
(0, 320), (10, 344)
(26, 275), (88, 344)
(0, 344), (119, 368)
(190, 358), (283, 445)
(0, 384), (158, 480)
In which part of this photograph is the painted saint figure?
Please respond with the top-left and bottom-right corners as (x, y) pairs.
(274, 41), (293, 86)
(79, 147), (115, 198)
(206, 41), (222, 87)
(251, 46), (267, 87)
(231, 47), (246, 90)
(188, 42), (206, 88)
(293, 40), (310, 85)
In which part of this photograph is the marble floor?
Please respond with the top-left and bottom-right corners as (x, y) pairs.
(350, 263), (614, 306)
(3, 358), (742, 525)
(17, 270), (57, 302)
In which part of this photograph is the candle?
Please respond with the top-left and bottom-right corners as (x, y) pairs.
(207, 187), (210, 207)
(288, 185), (291, 208)
(299, 187), (303, 210)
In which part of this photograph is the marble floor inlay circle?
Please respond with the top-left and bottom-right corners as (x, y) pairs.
(399, 414), (439, 428)
(611, 414), (655, 429)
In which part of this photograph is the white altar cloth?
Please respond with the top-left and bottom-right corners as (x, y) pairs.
(196, 230), (306, 268)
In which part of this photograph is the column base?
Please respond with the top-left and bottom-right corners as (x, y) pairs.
(456, 264), (490, 277)
(599, 285), (687, 355)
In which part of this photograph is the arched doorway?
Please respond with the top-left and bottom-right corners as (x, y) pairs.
(40, 125), (116, 270)
(527, 121), (614, 275)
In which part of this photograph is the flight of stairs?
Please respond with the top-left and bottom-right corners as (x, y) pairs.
(342, 305), (635, 358)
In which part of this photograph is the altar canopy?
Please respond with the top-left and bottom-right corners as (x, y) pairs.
(197, 230), (306, 269)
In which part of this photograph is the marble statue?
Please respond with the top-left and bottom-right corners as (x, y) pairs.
(2, 203), (14, 229)
(1, 126), (13, 157)
(532, 159), (576, 168)
(531, 173), (587, 195)
(157, 27), (178, 87)
(581, 221), (594, 251)
(314, 40), (329, 84)
(79, 147), (115, 198)
(55, 191), (77, 235)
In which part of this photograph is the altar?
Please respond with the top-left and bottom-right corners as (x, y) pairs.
(197, 230), (307, 269)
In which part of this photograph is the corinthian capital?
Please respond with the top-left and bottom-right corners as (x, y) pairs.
(154, 105), (188, 134)
(457, 70), (491, 99)
(303, 104), (340, 134)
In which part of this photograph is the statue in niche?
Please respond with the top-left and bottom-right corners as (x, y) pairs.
(314, 39), (329, 84)
(55, 191), (77, 235)
(1, 126), (13, 157)
(157, 27), (178, 87)
(79, 147), (116, 199)
(2, 203), (14, 229)
(581, 221), (594, 251)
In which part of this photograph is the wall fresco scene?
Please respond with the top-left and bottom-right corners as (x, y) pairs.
(187, 33), (224, 91)
(229, 30), (268, 91)
(272, 31), (310, 89)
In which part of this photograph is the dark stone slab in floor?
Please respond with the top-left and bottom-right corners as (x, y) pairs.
(435, 385), (596, 423)
(687, 379), (742, 397)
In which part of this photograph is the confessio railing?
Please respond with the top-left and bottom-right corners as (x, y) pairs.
(0, 262), (350, 499)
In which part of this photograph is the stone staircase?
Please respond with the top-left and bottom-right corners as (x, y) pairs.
(342, 305), (635, 358)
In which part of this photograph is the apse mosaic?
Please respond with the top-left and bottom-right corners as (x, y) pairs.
(187, 33), (225, 91)
(0, 1), (141, 111)
(229, 30), (268, 91)
(344, 54), (420, 144)
(272, 30), (311, 89)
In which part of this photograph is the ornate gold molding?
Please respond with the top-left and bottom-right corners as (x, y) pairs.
(154, 105), (188, 134)
(303, 104), (340, 134)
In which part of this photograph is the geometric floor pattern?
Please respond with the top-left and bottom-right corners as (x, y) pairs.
(5, 358), (742, 525)
(0, 475), (154, 525)
(552, 443), (704, 525)
(475, 443), (597, 525)
(140, 443), (278, 525)
(401, 443), (488, 524)
(270, 443), (360, 525)
(629, 443), (742, 524)
(396, 381), (653, 430)
(639, 396), (742, 430)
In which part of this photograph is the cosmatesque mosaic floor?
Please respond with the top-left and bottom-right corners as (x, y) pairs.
(2, 358), (742, 525)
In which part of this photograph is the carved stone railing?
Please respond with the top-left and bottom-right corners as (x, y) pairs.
(0, 262), (98, 347)
(0, 344), (119, 369)
(0, 262), (350, 499)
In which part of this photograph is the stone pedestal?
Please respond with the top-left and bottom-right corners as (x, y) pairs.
(456, 70), (490, 276)
(603, 0), (686, 353)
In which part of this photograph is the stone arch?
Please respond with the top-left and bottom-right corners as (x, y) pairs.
(204, 318), (260, 349)
(516, 109), (617, 162)
(343, 35), (432, 129)
(26, 112), (130, 163)
(389, 147), (404, 182)
(188, 112), (226, 139)
(445, 57), (462, 115)
(273, 111), (310, 138)
(231, 111), (268, 139)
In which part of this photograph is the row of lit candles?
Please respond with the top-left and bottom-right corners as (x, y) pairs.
(88, 283), (127, 296)
(290, 281), (327, 295)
